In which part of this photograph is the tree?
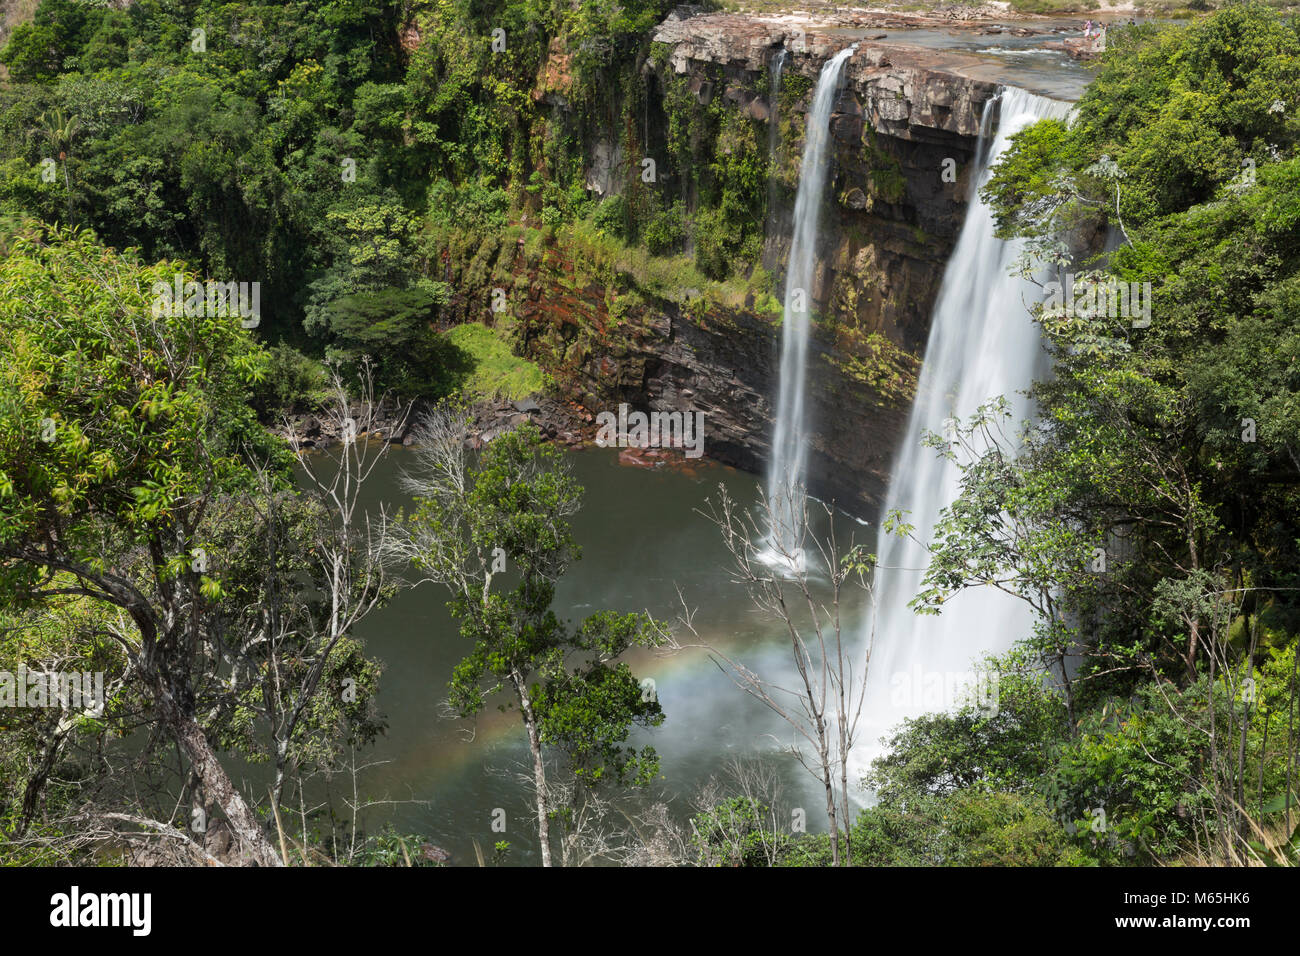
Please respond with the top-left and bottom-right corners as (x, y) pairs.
(901, 398), (1138, 725)
(866, 647), (1069, 808)
(969, 9), (1300, 692)
(303, 199), (423, 334)
(0, 0), (101, 85)
(0, 227), (283, 865)
(234, 360), (408, 811)
(679, 483), (874, 866)
(33, 108), (80, 221)
(392, 408), (666, 866)
(0, 227), (401, 866)
(918, 6), (1300, 862)
(323, 285), (468, 399)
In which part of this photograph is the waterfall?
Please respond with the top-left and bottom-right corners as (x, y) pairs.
(762, 47), (788, 270)
(768, 47), (788, 142)
(765, 45), (855, 561)
(853, 87), (1074, 780)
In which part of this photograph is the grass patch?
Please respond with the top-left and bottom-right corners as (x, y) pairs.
(1008, 0), (1099, 13)
(559, 219), (783, 319)
(447, 323), (547, 402)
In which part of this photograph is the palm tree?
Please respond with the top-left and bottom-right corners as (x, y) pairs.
(35, 109), (82, 221)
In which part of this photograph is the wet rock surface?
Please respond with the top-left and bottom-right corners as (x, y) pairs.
(411, 8), (1082, 516)
(649, 9), (1014, 356)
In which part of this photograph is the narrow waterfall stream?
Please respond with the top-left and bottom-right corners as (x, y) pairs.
(765, 47), (787, 220)
(765, 45), (855, 560)
(761, 47), (788, 272)
(852, 87), (1075, 782)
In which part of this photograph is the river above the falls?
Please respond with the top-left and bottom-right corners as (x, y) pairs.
(306, 444), (873, 865)
(822, 17), (1151, 100)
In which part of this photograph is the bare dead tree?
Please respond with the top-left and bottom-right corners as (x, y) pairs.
(260, 360), (409, 805)
(678, 482), (876, 866)
(613, 755), (797, 867)
(548, 776), (624, 868)
(621, 801), (693, 867)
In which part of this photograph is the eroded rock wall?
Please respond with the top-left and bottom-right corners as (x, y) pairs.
(447, 10), (1026, 516)
(650, 9), (1002, 354)
(438, 233), (910, 515)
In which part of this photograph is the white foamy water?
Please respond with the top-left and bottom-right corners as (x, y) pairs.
(851, 87), (1074, 786)
(766, 45), (856, 559)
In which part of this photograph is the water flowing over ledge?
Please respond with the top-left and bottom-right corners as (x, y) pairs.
(766, 44), (857, 558)
(850, 87), (1075, 787)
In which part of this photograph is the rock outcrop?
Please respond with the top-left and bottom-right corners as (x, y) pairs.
(439, 10), (1073, 517)
(653, 10), (1001, 140)
(650, 10), (1011, 355)
(437, 232), (912, 516)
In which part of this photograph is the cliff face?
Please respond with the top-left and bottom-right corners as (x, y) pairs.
(456, 11), (1024, 516)
(648, 9), (1002, 356)
(440, 233), (911, 516)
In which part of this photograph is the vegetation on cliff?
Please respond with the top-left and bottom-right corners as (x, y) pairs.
(878, 4), (1300, 865)
(1, 0), (1299, 869)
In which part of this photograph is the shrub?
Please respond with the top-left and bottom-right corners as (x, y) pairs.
(592, 194), (631, 241)
(250, 343), (330, 417)
(324, 287), (469, 399)
(643, 200), (687, 255)
(426, 178), (511, 232)
(692, 206), (731, 279)
(852, 791), (1087, 866)
(866, 650), (1070, 806)
(689, 797), (793, 867)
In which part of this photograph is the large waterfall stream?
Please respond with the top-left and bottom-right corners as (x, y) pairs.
(851, 87), (1074, 780)
(765, 45), (856, 558)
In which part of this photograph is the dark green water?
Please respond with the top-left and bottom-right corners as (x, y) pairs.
(313, 444), (871, 864)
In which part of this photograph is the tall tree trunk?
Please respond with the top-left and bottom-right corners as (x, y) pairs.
(823, 771), (840, 866)
(839, 744), (853, 866)
(516, 677), (552, 867)
(818, 726), (840, 866)
(150, 673), (282, 867)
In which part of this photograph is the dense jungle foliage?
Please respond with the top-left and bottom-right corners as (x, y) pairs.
(0, 0), (781, 409)
(0, 0), (1298, 866)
